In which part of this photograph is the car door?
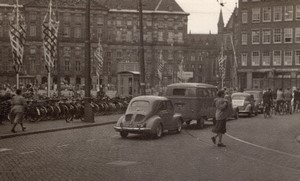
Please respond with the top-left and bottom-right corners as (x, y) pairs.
(158, 101), (172, 129)
(166, 100), (176, 129)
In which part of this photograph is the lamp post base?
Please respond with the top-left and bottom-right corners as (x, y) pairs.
(83, 97), (94, 123)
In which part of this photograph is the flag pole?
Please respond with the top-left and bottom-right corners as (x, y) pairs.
(48, 71), (51, 97)
(97, 73), (100, 92)
(47, 0), (52, 97)
(16, 0), (19, 89)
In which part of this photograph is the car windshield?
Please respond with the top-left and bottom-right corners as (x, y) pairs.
(244, 92), (260, 99)
(232, 95), (247, 100)
(131, 100), (150, 108)
(127, 100), (151, 114)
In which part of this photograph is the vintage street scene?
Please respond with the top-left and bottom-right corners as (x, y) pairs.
(0, 0), (300, 180)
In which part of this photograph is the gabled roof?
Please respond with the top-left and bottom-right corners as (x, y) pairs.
(96, 0), (185, 12)
(0, 0), (186, 13)
(24, 0), (108, 10)
(0, 0), (30, 5)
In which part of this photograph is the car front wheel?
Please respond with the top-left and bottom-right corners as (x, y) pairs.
(153, 123), (163, 139)
(120, 131), (128, 138)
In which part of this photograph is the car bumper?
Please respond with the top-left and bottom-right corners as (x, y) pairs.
(114, 126), (152, 133)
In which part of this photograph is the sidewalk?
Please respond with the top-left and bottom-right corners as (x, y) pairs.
(0, 114), (121, 139)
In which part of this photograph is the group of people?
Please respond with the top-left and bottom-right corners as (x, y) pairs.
(263, 87), (300, 114)
(210, 87), (300, 147)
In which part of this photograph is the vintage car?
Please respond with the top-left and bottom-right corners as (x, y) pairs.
(244, 90), (264, 113)
(114, 96), (183, 139)
(231, 92), (258, 117)
(165, 83), (218, 127)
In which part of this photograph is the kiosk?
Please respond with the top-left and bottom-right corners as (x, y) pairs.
(117, 71), (140, 98)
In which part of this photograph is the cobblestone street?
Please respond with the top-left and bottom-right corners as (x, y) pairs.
(0, 113), (300, 181)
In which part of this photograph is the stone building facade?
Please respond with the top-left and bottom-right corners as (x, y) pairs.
(0, 0), (222, 91)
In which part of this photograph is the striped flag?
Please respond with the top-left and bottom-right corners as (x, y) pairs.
(177, 56), (184, 81)
(218, 55), (227, 80)
(157, 50), (164, 80)
(94, 38), (104, 76)
(9, 5), (26, 73)
(42, 0), (59, 71)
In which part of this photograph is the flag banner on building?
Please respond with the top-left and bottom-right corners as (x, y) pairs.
(218, 55), (227, 80)
(9, 5), (26, 73)
(94, 38), (104, 77)
(177, 56), (184, 81)
(42, 1), (59, 71)
(157, 50), (164, 80)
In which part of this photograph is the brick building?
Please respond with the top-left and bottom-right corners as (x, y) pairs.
(236, 0), (300, 90)
(0, 0), (222, 91)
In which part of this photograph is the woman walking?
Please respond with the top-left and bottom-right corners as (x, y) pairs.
(9, 89), (27, 133)
(211, 90), (231, 147)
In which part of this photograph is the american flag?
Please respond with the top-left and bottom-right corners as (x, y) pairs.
(157, 50), (164, 80)
(94, 38), (104, 76)
(9, 4), (26, 73)
(42, 0), (59, 71)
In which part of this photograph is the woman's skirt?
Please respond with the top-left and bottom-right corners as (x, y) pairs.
(212, 119), (227, 134)
(9, 112), (24, 124)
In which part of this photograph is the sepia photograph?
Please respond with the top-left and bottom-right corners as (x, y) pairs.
(0, 0), (300, 180)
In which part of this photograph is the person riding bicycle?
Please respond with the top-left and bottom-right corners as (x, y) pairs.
(284, 88), (292, 114)
(276, 88), (284, 114)
(293, 88), (300, 112)
(263, 88), (273, 114)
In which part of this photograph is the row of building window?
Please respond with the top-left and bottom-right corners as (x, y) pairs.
(241, 50), (300, 66)
(0, 24), (184, 44)
(242, 27), (300, 45)
(242, 5), (300, 23)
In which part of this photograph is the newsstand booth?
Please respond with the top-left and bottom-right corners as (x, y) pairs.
(117, 71), (140, 98)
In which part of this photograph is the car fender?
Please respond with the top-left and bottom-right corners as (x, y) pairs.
(245, 104), (252, 112)
(145, 115), (162, 133)
(173, 113), (183, 124)
(116, 115), (125, 126)
(173, 113), (182, 120)
(172, 113), (183, 129)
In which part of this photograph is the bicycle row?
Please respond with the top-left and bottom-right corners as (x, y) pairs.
(263, 100), (300, 118)
(0, 96), (130, 123)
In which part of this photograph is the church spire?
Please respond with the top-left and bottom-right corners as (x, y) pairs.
(218, 9), (224, 34)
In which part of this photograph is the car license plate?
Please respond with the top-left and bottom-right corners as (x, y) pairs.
(232, 100), (244, 107)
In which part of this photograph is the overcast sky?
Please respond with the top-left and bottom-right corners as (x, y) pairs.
(175, 0), (237, 34)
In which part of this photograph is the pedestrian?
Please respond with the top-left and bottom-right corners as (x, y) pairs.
(284, 88), (292, 113)
(9, 89), (27, 133)
(211, 90), (230, 147)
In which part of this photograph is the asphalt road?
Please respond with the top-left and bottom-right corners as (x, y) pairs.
(0, 113), (300, 181)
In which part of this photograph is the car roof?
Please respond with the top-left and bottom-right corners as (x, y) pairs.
(167, 83), (217, 89)
(231, 92), (252, 97)
(131, 95), (168, 102)
(244, 90), (262, 93)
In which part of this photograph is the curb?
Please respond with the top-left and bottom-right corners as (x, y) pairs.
(0, 121), (117, 139)
(297, 135), (300, 143)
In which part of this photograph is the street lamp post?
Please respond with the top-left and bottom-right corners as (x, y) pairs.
(83, 0), (94, 122)
(138, 0), (146, 95)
